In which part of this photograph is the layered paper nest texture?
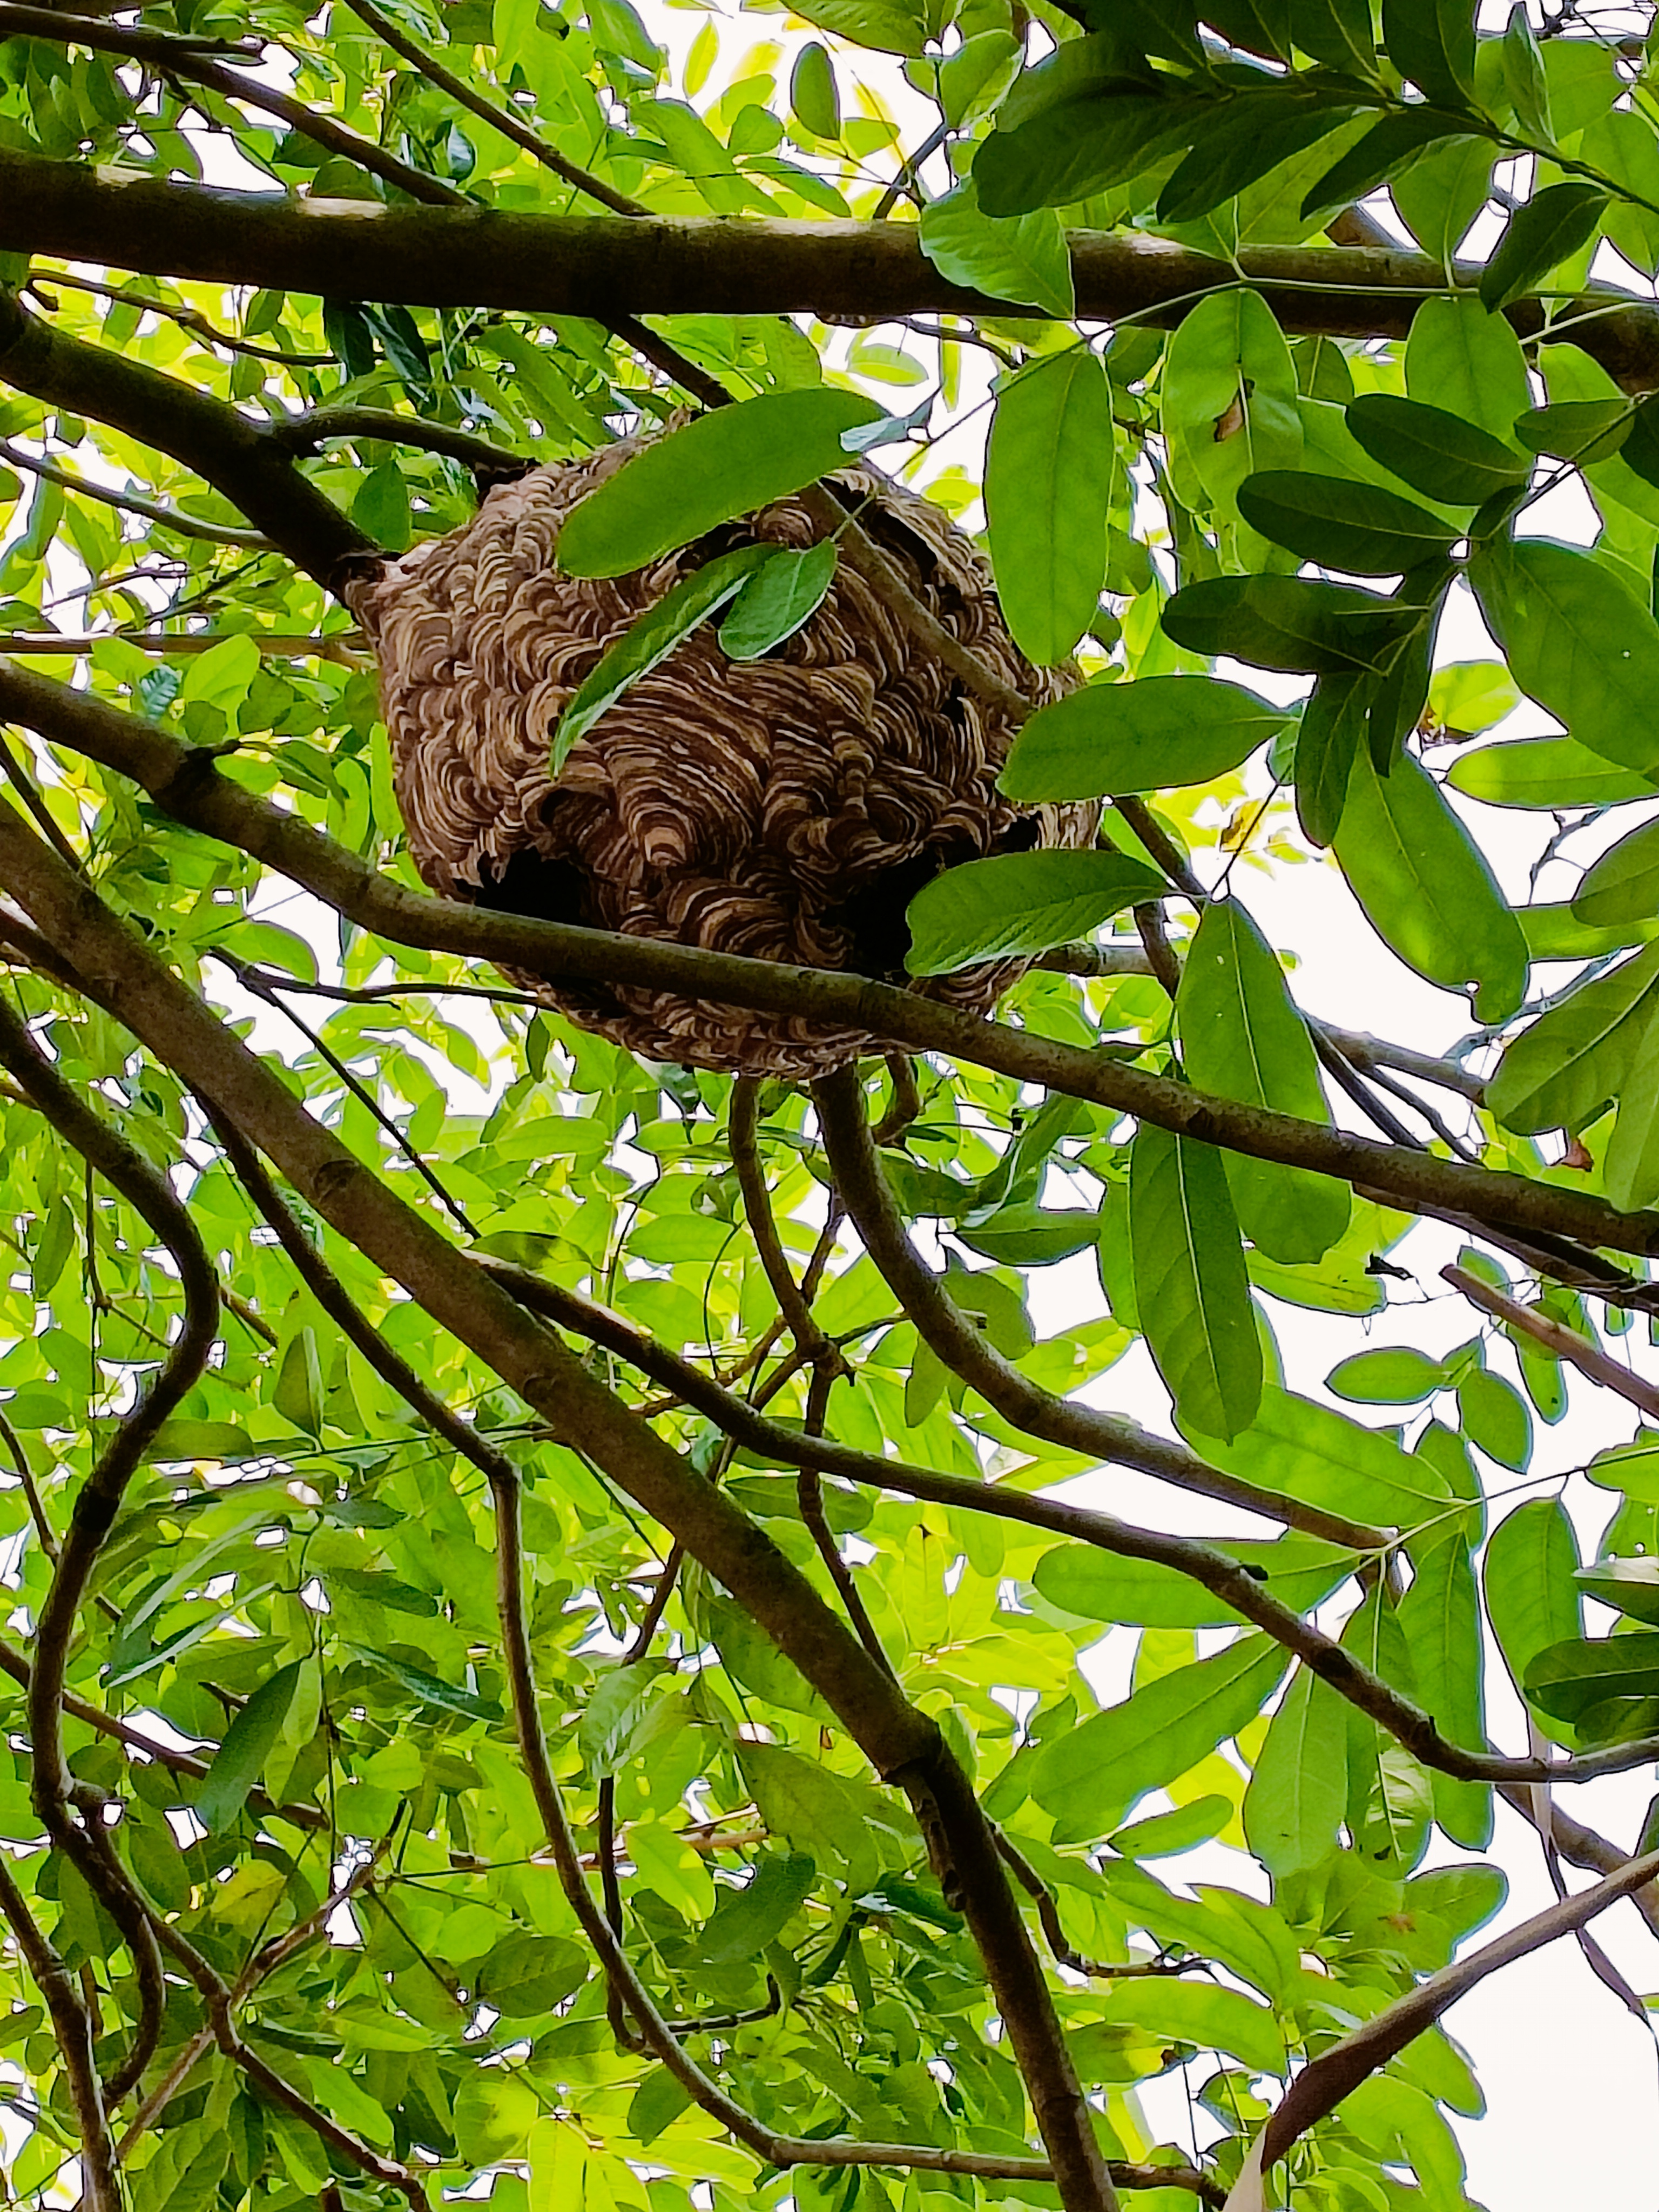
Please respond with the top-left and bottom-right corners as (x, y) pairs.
(354, 439), (1096, 1077)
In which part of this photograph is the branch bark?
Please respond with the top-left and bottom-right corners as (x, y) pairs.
(0, 805), (1118, 2212)
(8, 152), (1659, 385)
(1442, 1262), (1659, 1421)
(5, 657), (1654, 1266)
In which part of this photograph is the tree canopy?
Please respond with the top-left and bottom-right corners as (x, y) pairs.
(3, 1), (1659, 2208)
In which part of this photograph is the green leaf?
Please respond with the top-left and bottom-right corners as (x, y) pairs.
(1501, 1), (1552, 143)
(975, 90), (1207, 219)
(1129, 1122), (1263, 1441)
(1603, 1009), (1659, 1211)
(1300, 107), (1479, 222)
(1034, 1533), (1357, 1627)
(737, 1743), (888, 1889)
(1291, 0), (1378, 73)
(350, 1646), (501, 1722)
(999, 676), (1288, 802)
(918, 179), (1074, 319)
(789, 42), (840, 136)
(1163, 288), (1300, 516)
(1486, 940), (1659, 1132)
(195, 1662), (303, 1832)
(555, 390), (881, 576)
(902, 849), (1165, 975)
(1381, 0), (1475, 105)
(1457, 1366), (1532, 1471)
(1100, 1977), (1286, 2075)
(1333, 744), (1528, 1021)
(1024, 1633), (1288, 1837)
(476, 1933), (588, 2017)
(984, 350), (1114, 664)
(1185, 1385), (1455, 1528)
(717, 541), (838, 662)
(1448, 734), (1656, 809)
(1156, 87), (1363, 225)
(1400, 1536), (1491, 1845)
(694, 1851), (815, 1964)
(1345, 394), (1528, 507)
(1243, 1663), (1347, 1874)
(1162, 575), (1416, 676)
(1576, 1555), (1659, 1626)
(778, 0), (927, 55)
(1470, 535), (1659, 778)
(1483, 1497), (1582, 1694)
(1405, 293), (1532, 446)
(1573, 817), (1659, 928)
(1108, 1795), (1232, 1858)
(1294, 672), (1369, 846)
(1176, 900), (1350, 1262)
(1236, 470), (1458, 575)
(1479, 183), (1608, 314)
(1524, 1631), (1659, 1724)
(1327, 1347), (1446, 1403)
(551, 545), (766, 771)
(1514, 397), (1634, 464)
(273, 1323), (325, 1438)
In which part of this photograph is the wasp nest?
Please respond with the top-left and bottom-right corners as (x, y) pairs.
(352, 436), (1096, 1078)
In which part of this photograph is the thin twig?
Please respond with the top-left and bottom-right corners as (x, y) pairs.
(1443, 1263), (1659, 1420)
(0, 436), (272, 547)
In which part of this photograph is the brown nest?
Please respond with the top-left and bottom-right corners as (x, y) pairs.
(352, 436), (1097, 1077)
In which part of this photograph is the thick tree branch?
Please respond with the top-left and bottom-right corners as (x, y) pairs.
(5, 659), (1653, 1265)
(7, 154), (1659, 385)
(0, 1856), (116, 2207)
(264, 406), (524, 474)
(0, 296), (377, 590)
(0, 811), (1116, 2212)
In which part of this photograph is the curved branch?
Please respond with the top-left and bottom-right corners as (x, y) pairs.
(0, 437), (272, 547)
(5, 659), (1653, 1266)
(0, 997), (220, 2106)
(0, 808), (1117, 2212)
(0, 1857), (117, 2207)
(1443, 1263), (1659, 1421)
(0, 296), (377, 590)
(265, 406), (525, 474)
(6, 152), (1659, 388)
(810, 1064), (1379, 1546)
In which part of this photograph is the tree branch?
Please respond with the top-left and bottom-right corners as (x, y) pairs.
(7, 152), (1659, 387)
(1442, 1262), (1659, 1421)
(264, 406), (524, 474)
(0, 807), (1117, 2212)
(1256, 1840), (1659, 2173)
(0, 437), (272, 547)
(0, 1856), (116, 2207)
(6, 658), (1652, 1266)
(0, 296), (377, 590)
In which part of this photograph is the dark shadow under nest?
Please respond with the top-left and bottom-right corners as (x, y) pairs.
(351, 436), (1098, 1078)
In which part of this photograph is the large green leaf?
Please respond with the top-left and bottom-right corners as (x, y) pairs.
(718, 541), (838, 662)
(1486, 939), (1659, 1132)
(999, 676), (1289, 801)
(918, 179), (1074, 318)
(1333, 744), (1527, 1021)
(1162, 288), (1300, 516)
(1243, 1663), (1348, 1875)
(1024, 1633), (1288, 1837)
(1404, 293), (1532, 445)
(1294, 671), (1370, 845)
(1603, 1009), (1659, 1211)
(1237, 471), (1458, 574)
(1469, 535), (1659, 776)
(975, 88), (1206, 218)
(1381, 0), (1475, 104)
(1479, 183), (1608, 314)
(1185, 1385), (1455, 1528)
(1162, 575), (1417, 675)
(195, 1661), (304, 1832)
(1448, 734), (1657, 809)
(1100, 1977), (1286, 2074)
(984, 350), (1115, 665)
(1573, 817), (1659, 928)
(1156, 86), (1363, 225)
(1399, 1536), (1491, 1846)
(903, 849), (1165, 974)
(551, 545), (768, 769)
(1524, 1631), (1659, 1725)
(1034, 1534), (1357, 1628)
(1176, 900), (1349, 1262)
(556, 389), (882, 575)
(1482, 1497), (1582, 1695)
(1129, 1122), (1263, 1441)
(1345, 394), (1529, 507)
